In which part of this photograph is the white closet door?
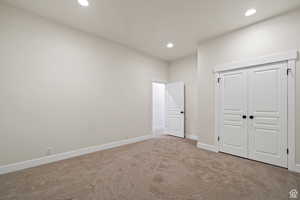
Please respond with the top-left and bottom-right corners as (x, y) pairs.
(220, 70), (248, 158)
(248, 62), (287, 167)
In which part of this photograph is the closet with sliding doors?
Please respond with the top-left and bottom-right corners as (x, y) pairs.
(215, 51), (297, 168)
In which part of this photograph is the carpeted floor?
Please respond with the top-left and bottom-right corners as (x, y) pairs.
(0, 136), (300, 200)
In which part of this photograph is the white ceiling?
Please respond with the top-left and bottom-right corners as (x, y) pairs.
(2, 0), (300, 61)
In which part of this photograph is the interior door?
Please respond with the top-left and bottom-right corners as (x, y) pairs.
(166, 82), (185, 138)
(219, 70), (248, 158)
(248, 62), (287, 167)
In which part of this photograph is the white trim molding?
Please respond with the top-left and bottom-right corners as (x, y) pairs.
(214, 50), (298, 73)
(287, 59), (299, 173)
(0, 135), (153, 175)
(186, 134), (199, 141)
(214, 50), (298, 172)
(197, 142), (218, 153)
(152, 129), (166, 136)
(214, 73), (221, 153)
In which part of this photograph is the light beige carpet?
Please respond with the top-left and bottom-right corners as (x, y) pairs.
(0, 136), (300, 200)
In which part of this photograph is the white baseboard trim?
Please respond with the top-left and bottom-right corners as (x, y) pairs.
(197, 142), (218, 153)
(289, 164), (300, 173)
(0, 135), (153, 175)
(152, 129), (166, 136)
(186, 134), (198, 141)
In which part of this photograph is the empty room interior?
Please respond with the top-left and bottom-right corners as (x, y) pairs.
(1, 0), (300, 199)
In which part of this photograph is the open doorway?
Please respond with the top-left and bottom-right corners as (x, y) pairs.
(152, 81), (185, 138)
(152, 82), (166, 136)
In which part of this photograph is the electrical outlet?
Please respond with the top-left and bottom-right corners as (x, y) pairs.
(46, 147), (53, 156)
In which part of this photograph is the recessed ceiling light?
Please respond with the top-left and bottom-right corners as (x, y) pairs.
(166, 42), (174, 48)
(245, 8), (256, 17)
(78, 0), (89, 7)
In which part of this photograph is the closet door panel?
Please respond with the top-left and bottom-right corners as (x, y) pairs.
(219, 70), (248, 158)
(248, 62), (287, 167)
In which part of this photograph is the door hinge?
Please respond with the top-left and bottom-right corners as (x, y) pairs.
(217, 136), (220, 142)
(287, 148), (289, 155)
(287, 68), (292, 76)
(217, 77), (221, 84)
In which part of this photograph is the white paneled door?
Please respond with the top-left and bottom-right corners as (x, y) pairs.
(248, 63), (287, 167)
(219, 62), (288, 167)
(219, 70), (248, 158)
(166, 82), (185, 138)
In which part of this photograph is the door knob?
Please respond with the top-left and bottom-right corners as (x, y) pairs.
(180, 111), (185, 114)
(249, 115), (254, 119)
(242, 115), (247, 119)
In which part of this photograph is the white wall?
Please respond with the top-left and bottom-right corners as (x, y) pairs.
(168, 55), (198, 138)
(197, 9), (300, 162)
(0, 3), (168, 166)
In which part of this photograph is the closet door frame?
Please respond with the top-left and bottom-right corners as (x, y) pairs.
(214, 50), (298, 172)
